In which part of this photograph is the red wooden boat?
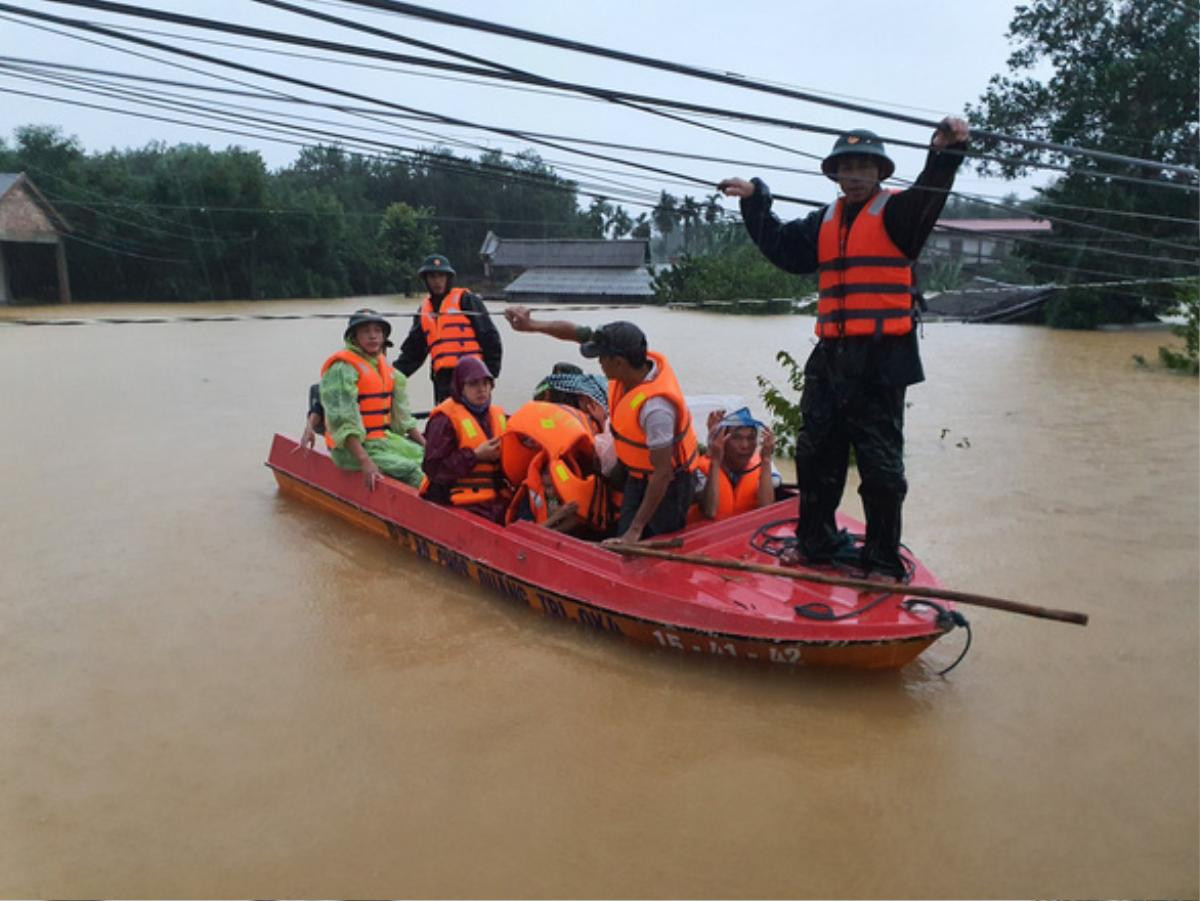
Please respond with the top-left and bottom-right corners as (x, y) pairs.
(266, 434), (957, 669)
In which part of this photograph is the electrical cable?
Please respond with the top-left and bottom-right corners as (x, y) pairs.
(331, 0), (1200, 179)
(18, 0), (1199, 194)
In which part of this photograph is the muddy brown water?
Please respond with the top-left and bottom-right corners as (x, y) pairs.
(1, 298), (1196, 898)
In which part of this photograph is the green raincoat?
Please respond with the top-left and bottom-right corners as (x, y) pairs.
(320, 341), (424, 487)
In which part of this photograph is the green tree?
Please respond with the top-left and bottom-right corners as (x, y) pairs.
(652, 244), (815, 310)
(585, 196), (614, 238)
(377, 202), (439, 294)
(966, 0), (1198, 328)
(609, 206), (633, 238)
(652, 191), (679, 237)
(756, 350), (806, 457)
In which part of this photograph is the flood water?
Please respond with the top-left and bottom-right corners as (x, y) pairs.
(2, 297), (1197, 898)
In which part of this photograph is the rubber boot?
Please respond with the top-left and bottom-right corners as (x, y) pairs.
(859, 489), (906, 578)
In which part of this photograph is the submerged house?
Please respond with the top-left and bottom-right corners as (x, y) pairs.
(479, 231), (653, 304)
(925, 217), (1052, 268)
(0, 172), (72, 304)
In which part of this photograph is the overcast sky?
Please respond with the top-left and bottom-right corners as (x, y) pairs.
(2, 0), (1053, 217)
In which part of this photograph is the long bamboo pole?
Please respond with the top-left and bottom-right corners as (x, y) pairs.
(610, 545), (1089, 626)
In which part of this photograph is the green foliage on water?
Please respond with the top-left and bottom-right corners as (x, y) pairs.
(652, 245), (815, 312)
(1153, 282), (1200, 376)
(755, 349), (806, 457)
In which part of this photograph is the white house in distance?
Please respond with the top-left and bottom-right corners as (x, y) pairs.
(925, 217), (1052, 266)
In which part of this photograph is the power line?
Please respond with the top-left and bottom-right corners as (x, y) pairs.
(332, 0), (1200, 180)
(8, 64), (1195, 272)
(19, 0), (1198, 195)
(9, 54), (1198, 238)
(8, 5), (1195, 270)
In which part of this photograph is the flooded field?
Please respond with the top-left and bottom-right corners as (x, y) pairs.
(1, 297), (1196, 898)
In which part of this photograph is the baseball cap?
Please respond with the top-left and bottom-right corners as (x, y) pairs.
(579, 321), (647, 362)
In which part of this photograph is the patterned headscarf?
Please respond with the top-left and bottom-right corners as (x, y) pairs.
(533, 372), (609, 412)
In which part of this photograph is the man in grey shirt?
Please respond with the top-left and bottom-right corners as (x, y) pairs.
(503, 309), (701, 542)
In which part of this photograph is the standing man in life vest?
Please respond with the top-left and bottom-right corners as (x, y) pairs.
(396, 254), (503, 404)
(503, 309), (701, 545)
(718, 116), (969, 579)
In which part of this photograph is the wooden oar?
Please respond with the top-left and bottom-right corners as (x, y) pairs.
(609, 545), (1089, 626)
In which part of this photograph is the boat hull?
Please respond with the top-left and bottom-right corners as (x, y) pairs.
(267, 435), (949, 670)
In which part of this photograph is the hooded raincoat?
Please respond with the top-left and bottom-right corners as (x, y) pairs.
(320, 340), (424, 487)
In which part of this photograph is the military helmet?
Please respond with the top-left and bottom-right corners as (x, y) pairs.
(821, 129), (895, 182)
(417, 254), (456, 276)
(344, 307), (392, 343)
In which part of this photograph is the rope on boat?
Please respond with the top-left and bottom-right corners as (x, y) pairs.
(903, 599), (972, 676)
(750, 516), (972, 671)
(749, 517), (918, 583)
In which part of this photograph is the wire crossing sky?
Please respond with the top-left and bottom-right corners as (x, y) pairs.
(3, 0), (1196, 275)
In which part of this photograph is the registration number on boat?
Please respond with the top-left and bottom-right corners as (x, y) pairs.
(651, 630), (802, 663)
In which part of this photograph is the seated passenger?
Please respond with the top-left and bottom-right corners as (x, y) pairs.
(419, 357), (509, 522)
(319, 308), (425, 490)
(692, 407), (777, 522)
(502, 400), (600, 531)
(509, 369), (620, 537)
(503, 308), (701, 544)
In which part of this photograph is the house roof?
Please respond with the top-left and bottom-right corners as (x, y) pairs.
(935, 218), (1052, 234)
(0, 172), (71, 233)
(482, 233), (648, 268)
(504, 267), (654, 297)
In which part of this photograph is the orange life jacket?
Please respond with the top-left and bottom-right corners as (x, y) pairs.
(419, 288), (483, 373)
(608, 351), (700, 479)
(419, 398), (508, 506)
(319, 349), (394, 450)
(501, 401), (605, 529)
(816, 190), (914, 339)
(687, 453), (763, 523)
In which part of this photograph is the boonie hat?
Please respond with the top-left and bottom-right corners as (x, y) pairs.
(580, 321), (648, 362)
(417, 254), (456, 276)
(821, 129), (895, 182)
(344, 308), (393, 345)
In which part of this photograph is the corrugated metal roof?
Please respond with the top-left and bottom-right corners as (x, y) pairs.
(504, 267), (654, 296)
(486, 238), (647, 268)
(936, 218), (1051, 233)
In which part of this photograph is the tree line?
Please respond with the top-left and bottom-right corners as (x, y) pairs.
(1, 124), (764, 304)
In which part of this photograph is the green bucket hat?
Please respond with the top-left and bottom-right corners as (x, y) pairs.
(417, 254), (456, 276)
(344, 308), (393, 345)
(821, 129), (895, 182)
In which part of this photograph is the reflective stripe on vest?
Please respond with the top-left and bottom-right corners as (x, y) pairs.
(419, 398), (507, 506)
(608, 350), (700, 478)
(501, 401), (600, 528)
(816, 191), (914, 339)
(419, 288), (483, 373)
(319, 349), (394, 449)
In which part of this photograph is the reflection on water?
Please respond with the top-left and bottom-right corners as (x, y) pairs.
(1, 298), (1196, 898)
